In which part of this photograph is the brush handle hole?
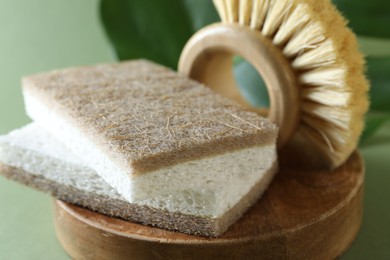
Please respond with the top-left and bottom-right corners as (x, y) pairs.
(179, 23), (299, 147)
(232, 55), (270, 116)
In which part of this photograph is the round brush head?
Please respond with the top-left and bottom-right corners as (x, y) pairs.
(180, 0), (369, 169)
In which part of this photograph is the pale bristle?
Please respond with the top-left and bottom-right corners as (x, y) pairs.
(283, 21), (325, 58)
(292, 39), (337, 69)
(239, 0), (252, 25)
(262, 0), (293, 37)
(299, 66), (346, 87)
(213, 0), (229, 22)
(301, 88), (352, 107)
(250, 0), (269, 29)
(212, 0), (369, 168)
(302, 103), (353, 130)
(226, 0), (239, 23)
(273, 4), (310, 46)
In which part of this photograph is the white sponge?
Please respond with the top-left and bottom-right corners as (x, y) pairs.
(0, 123), (277, 236)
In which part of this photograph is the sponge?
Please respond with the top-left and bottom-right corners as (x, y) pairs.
(17, 60), (279, 236)
(0, 123), (277, 236)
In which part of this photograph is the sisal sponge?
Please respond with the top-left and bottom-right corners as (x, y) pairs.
(21, 60), (279, 236)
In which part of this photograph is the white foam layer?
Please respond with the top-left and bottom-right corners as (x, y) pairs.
(24, 91), (277, 217)
(0, 124), (122, 199)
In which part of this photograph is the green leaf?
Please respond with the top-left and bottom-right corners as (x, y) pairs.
(367, 57), (390, 111)
(332, 0), (390, 38)
(183, 0), (219, 31)
(100, 0), (218, 69)
(358, 37), (390, 57)
(361, 112), (390, 143)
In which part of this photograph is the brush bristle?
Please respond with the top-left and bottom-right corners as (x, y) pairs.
(212, 0), (369, 168)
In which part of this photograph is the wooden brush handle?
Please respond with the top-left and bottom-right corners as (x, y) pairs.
(179, 23), (299, 147)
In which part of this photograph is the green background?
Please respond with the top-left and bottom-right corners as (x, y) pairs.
(0, 0), (389, 259)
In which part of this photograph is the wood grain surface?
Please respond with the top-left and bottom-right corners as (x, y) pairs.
(53, 149), (364, 260)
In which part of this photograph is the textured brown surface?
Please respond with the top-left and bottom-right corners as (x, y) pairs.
(23, 60), (278, 174)
(0, 160), (277, 237)
(53, 150), (364, 260)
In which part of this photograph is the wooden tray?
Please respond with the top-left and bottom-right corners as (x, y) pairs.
(53, 150), (364, 260)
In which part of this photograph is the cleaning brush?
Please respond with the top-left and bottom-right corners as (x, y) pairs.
(180, 0), (369, 169)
